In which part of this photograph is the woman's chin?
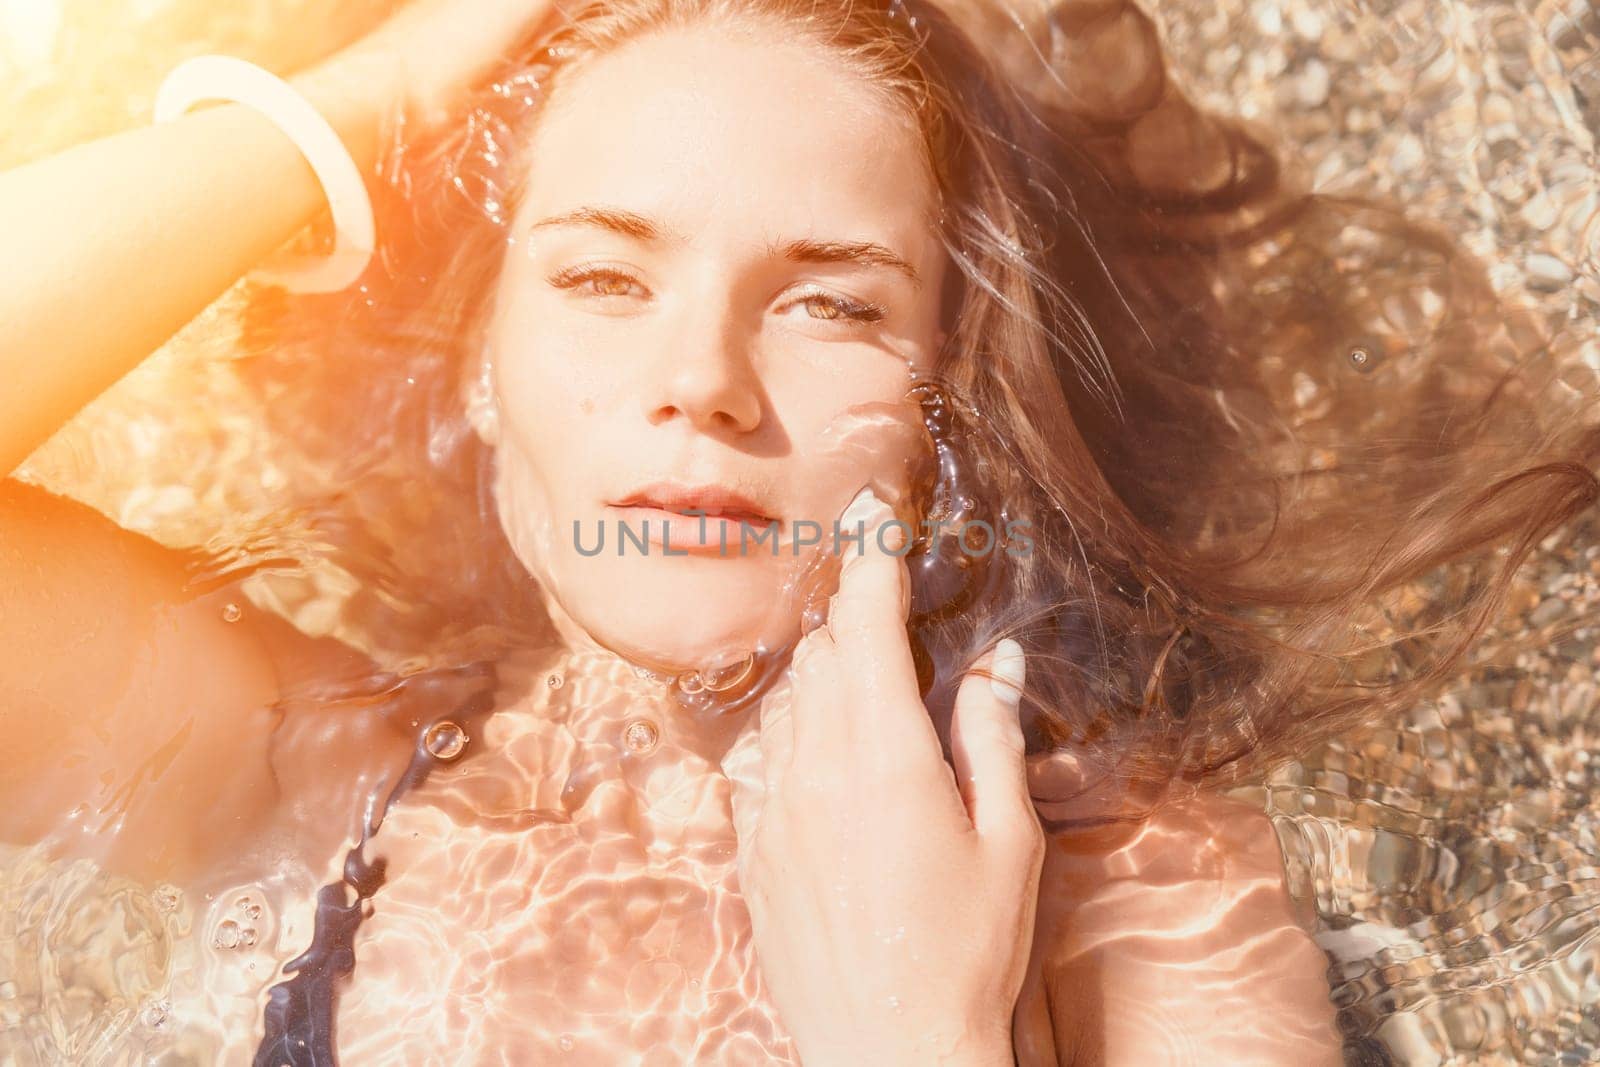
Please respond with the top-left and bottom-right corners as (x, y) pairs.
(557, 560), (804, 675)
(584, 618), (785, 679)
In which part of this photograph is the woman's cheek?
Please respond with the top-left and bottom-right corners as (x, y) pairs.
(493, 335), (596, 445)
(791, 393), (933, 518)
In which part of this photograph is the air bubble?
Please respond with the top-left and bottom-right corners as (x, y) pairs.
(623, 718), (660, 753)
(152, 884), (182, 913)
(633, 663), (674, 684)
(425, 720), (469, 761)
(677, 671), (707, 695)
(547, 672), (565, 690)
(221, 602), (242, 623)
(214, 920), (242, 949)
(558, 1035), (575, 1052)
(701, 652), (756, 692)
(1349, 345), (1381, 373)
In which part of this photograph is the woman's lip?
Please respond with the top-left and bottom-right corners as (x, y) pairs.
(611, 484), (777, 524)
(607, 505), (781, 556)
(612, 501), (776, 523)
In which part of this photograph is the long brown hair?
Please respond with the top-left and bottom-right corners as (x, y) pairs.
(240, 0), (1600, 823)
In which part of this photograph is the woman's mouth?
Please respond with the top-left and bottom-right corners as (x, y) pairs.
(608, 483), (781, 556)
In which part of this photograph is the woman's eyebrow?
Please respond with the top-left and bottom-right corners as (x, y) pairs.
(529, 206), (667, 242)
(527, 206), (922, 288)
(778, 238), (921, 289)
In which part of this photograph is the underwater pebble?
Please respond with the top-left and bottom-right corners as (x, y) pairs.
(1525, 252), (1573, 292)
(140, 998), (171, 1029)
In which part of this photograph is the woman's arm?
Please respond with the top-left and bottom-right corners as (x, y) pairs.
(1015, 790), (1343, 1066)
(0, 0), (559, 885)
(0, 0), (557, 478)
(0, 476), (421, 888)
(0, 83), (378, 477)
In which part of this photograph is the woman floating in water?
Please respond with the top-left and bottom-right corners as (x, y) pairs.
(2, 0), (1595, 1062)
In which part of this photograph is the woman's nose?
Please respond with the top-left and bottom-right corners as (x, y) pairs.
(641, 306), (763, 434)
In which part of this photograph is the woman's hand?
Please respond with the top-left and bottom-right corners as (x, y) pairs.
(736, 488), (1046, 1066)
(294, 0), (563, 142)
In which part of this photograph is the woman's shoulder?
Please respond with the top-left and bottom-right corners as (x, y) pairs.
(0, 475), (284, 720)
(1015, 787), (1343, 1066)
(0, 478), (291, 879)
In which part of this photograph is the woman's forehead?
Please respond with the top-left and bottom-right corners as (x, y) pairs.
(513, 26), (940, 251)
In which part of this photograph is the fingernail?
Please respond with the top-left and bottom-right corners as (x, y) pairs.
(990, 638), (1026, 706)
(838, 487), (896, 564)
(839, 486), (891, 530)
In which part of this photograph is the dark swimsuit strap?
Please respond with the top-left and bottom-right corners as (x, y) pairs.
(253, 664), (501, 1067)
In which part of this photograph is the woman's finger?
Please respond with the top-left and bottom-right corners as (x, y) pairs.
(826, 487), (942, 766)
(786, 603), (845, 759)
(949, 639), (1035, 844)
(828, 487), (914, 676)
(757, 680), (796, 794)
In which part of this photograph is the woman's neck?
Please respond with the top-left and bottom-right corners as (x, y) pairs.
(537, 586), (685, 680)
(520, 589), (788, 774)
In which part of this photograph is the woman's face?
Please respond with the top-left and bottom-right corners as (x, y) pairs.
(483, 21), (950, 672)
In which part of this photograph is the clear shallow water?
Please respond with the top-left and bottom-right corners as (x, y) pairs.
(4, 0), (1600, 1063)
(1252, 510), (1600, 1065)
(1137, 0), (1600, 1060)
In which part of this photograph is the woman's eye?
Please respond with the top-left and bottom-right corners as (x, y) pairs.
(788, 289), (888, 326)
(547, 266), (645, 300)
(545, 268), (887, 328)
